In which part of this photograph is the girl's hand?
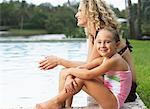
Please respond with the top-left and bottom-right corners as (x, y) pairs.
(64, 76), (78, 94)
(39, 55), (60, 70)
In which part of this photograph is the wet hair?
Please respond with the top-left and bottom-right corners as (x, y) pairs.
(80, 0), (119, 35)
(101, 27), (120, 42)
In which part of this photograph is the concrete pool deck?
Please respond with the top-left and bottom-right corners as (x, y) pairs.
(1, 94), (147, 109)
(83, 94), (147, 109)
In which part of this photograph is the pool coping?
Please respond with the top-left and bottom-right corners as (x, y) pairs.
(0, 38), (87, 43)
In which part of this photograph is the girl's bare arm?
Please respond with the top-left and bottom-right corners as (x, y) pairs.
(67, 58), (116, 79)
(78, 57), (103, 70)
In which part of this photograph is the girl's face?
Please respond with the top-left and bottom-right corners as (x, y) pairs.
(96, 30), (119, 58)
(75, 2), (88, 27)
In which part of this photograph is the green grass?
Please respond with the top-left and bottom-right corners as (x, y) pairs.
(8, 29), (48, 36)
(130, 40), (150, 109)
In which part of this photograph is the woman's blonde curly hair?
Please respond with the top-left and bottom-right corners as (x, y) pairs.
(81, 0), (119, 36)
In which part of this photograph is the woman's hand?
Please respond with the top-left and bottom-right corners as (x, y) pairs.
(64, 76), (78, 94)
(39, 55), (60, 70)
(65, 68), (76, 76)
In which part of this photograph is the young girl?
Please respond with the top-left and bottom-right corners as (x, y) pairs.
(36, 27), (132, 109)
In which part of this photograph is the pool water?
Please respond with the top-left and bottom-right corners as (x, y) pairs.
(0, 41), (88, 108)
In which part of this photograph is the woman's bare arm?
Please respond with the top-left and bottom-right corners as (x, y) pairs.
(39, 55), (85, 70)
(58, 57), (85, 68)
(87, 38), (101, 63)
(86, 37), (94, 62)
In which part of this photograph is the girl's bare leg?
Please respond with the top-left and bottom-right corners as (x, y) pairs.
(81, 79), (118, 109)
(36, 78), (117, 109)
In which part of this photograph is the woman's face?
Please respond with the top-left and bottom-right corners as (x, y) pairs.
(75, 2), (88, 27)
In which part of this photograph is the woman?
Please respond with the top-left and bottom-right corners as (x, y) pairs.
(39, 0), (137, 108)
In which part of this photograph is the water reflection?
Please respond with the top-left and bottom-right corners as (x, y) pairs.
(0, 41), (88, 108)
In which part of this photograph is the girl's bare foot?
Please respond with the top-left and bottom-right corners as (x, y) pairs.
(36, 99), (62, 109)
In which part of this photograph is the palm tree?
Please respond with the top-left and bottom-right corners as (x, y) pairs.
(20, 0), (26, 30)
(142, 0), (150, 24)
(136, 0), (142, 39)
(68, 0), (71, 6)
(128, 0), (135, 39)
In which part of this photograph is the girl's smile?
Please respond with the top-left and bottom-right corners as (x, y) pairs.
(96, 29), (119, 58)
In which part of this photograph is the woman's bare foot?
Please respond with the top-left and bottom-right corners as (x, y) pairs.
(36, 104), (43, 109)
(36, 99), (62, 109)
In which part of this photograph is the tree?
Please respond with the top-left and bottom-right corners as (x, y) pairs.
(136, 0), (142, 39)
(111, 6), (126, 18)
(0, 1), (21, 27)
(45, 6), (77, 37)
(20, 0), (26, 30)
(127, 0), (135, 39)
(141, 0), (150, 36)
(141, 0), (150, 24)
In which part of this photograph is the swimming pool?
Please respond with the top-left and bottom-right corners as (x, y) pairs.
(0, 41), (88, 108)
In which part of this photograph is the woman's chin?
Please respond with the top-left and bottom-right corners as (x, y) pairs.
(77, 23), (86, 28)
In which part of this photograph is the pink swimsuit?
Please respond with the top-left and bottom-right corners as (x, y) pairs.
(104, 70), (132, 109)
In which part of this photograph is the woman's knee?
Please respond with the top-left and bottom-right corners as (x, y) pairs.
(74, 78), (84, 83)
(59, 68), (67, 79)
(75, 78), (96, 86)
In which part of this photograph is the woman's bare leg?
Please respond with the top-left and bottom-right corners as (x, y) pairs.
(36, 78), (84, 109)
(58, 69), (95, 107)
(36, 78), (117, 109)
(59, 69), (73, 107)
(59, 69), (103, 107)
